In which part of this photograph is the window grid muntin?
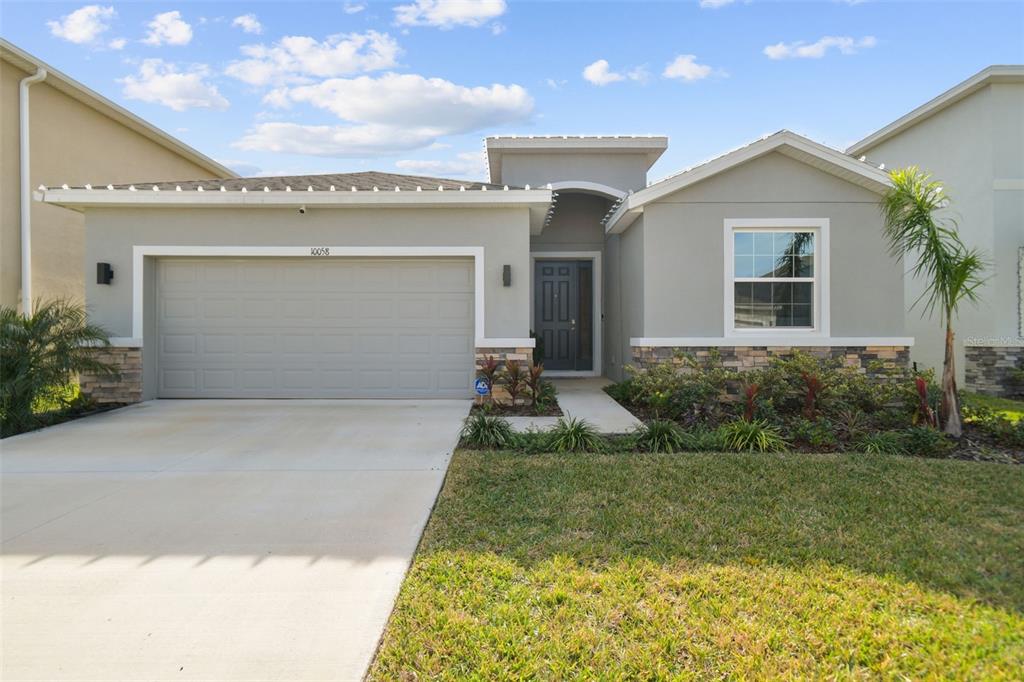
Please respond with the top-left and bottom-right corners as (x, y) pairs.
(732, 229), (817, 330)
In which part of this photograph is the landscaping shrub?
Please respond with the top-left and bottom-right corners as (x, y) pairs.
(857, 431), (907, 455)
(678, 427), (727, 452)
(501, 359), (527, 406)
(460, 413), (517, 449)
(789, 417), (839, 450)
(718, 419), (788, 453)
(546, 416), (605, 453)
(831, 407), (870, 444)
(963, 403), (1024, 448)
(899, 426), (955, 458)
(1, 300), (115, 437)
(477, 355), (500, 402)
(633, 419), (688, 453)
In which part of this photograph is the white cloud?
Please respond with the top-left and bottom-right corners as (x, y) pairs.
(108, 37), (127, 50)
(232, 14), (263, 35)
(143, 10), (193, 46)
(47, 5), (115, 45)
(582, 59), (647, 86)
(699, 0), (736, 7)
(395, 151), (484, 178)
(120, 59), (229, 111)
(764, 35), (877, 60)
(394, 0), (507, 29)
(283, 73), (533, 129)
(236, 72), (533, 157)
(662, 54), (713, 81)
(491, 22), (506, 35)
(545, 78), (567, 90)
(343, 3), (366, 13)
(225, 32), (401, 86)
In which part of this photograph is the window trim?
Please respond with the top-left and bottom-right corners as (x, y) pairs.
(724, 218), (830, 338)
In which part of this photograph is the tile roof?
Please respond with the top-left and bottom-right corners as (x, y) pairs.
(64, 171), (514, 192)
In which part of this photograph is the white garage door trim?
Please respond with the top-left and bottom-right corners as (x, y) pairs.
(131, 245), (534, 348)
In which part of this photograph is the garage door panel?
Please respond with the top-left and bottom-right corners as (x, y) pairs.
(157, 258), (474, 398)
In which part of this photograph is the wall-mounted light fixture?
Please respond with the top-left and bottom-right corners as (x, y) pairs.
(96, 262), (114, 285)
(502, 264), (512, 287)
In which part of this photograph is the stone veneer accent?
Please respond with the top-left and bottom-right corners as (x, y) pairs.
(965, 345), (1024, 397)
(79, 346), (143, 404)
(632, 345), (910, 379)
(474, 346), (534, 401)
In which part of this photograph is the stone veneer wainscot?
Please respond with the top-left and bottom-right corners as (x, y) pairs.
(79, 345), (143, 404)
(632, 345), (910, 379)
(964, 345), (1024, 397)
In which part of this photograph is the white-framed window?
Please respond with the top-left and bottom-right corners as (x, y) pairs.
(724, 218), (830, 336)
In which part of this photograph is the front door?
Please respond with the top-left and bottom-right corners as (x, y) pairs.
(534, 260), (593, 371)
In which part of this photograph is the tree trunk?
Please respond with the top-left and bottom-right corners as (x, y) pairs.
(940, 320), (962, 438)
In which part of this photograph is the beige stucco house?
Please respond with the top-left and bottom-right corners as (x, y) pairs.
(848, 65), (1024, 395)
(37, 130), (911, 402)
(1, 38), (233, 312)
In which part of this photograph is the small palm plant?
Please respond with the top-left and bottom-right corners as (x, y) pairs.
(881, 167), (987, 437)
(1, 300), (116, 436)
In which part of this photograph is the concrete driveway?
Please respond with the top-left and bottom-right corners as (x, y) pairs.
(1, 399), (469, 681)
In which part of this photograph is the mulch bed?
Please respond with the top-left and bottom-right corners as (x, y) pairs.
(2, 403), (128, 439)
(469, 400), (563, 417)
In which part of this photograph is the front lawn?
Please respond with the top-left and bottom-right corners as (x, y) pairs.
(371, 451), (1024, 679)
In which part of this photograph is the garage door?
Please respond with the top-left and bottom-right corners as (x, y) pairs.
(156, 258), (475, 398)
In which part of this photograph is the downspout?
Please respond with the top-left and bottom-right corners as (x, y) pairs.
(19, 66), (47, 314)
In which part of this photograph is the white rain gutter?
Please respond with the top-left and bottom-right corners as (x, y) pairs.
(20, 66), (46, 314)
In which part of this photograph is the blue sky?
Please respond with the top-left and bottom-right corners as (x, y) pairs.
(4, 1), (1022, 181)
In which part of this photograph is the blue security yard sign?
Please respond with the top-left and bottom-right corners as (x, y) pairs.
(474, 377), (490, 396)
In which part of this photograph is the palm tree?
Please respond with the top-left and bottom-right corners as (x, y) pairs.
(880, 167), (987, 437)
(0, 300), (116, 436)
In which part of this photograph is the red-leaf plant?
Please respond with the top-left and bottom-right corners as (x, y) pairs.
(802, 372), (824, 420)
(526, 363), (545, 409)
(503, 359), (527, 407)
(743, 383), (760, 422)
(478, 355), (500, 402)
(913, 376), (938, 428)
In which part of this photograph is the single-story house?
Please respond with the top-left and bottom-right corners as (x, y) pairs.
(847, 65), (1024, 396)
(36, 130), (912, 402)
(1, 38), (234, 312)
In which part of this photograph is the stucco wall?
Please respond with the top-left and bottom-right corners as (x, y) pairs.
(498, 152), (650, 192)
(624, 152), (904, 340)
(856, 81), (1024, 379)
(530, 193), (610, 253)
(603, 216), (645, 380)
(1, 59), (222, 309)
(82, 205), (533, 343)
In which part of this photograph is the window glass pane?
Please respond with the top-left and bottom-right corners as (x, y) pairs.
(793, 282), (813, 304)
(795, 254), (814, 277)
(772, 255), (794, 278)
(734, 282), (753, 305)
(736, 304), (776, 328)
(753, 232), (773, 256)
(774, 305), (793, 327)
(792, 304), (812, 327)
(734, 254), (754, 278)
(774, 232), (796, 257)
(734, 232), (754, 255)
(752, 282), (772, 304)
(794, 232), (815, 256)
(754, 255), (777, 278)
(772, 282), (792, 305)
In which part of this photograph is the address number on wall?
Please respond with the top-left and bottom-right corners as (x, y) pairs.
(309, 247), (330, 256)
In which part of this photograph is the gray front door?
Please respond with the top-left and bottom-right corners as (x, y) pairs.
(534, 260), (593, 371)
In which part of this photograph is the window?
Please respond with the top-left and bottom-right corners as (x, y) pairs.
(731, 228), (817, 330)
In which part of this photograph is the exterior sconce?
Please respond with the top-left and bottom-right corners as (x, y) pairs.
(96, 262), (114, 285)
(502, 264), (511, 287)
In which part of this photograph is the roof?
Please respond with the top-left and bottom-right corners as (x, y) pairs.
(35, 171), (555, 234)
(1, 37), (235, 178)
(604, 130), (892, 234)
(486, 135), (668, 184)
(58, 171), (512, 192)
(847, 65), (1024, 156)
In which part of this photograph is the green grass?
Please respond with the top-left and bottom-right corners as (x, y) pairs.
(963, 391), (1024, 423)
(371, 451), (1024, 679)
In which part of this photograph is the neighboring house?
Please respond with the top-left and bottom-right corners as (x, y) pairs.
(36, 130), (911, 402)
(0, 38), (234, 311)
(848, 65), (1024, 396)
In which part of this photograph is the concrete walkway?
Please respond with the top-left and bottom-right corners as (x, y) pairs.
(1, 399), (469, 681)
(508, 377), (642, 434)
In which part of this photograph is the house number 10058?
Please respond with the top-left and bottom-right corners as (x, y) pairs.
(310, 247), (330, 256)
